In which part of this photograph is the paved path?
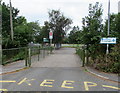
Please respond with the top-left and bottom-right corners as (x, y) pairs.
(0, 60), (26, 74)
(1, 48), (120, 92)
(32, 48), (81, 67)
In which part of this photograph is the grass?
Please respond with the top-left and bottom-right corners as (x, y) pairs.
(61, 44), (84, 48)
(62, 46), (77, 48)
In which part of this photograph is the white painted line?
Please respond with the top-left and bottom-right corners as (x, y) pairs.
(88, 70), (109, 79)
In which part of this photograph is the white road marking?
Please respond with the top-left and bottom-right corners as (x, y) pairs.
(88, 70), (109, 79)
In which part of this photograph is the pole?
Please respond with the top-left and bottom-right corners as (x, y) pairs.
(50, 39), (52, 46)
(106, 0), (110, 54)
(49, 30), (53, 46)
(0, 1), (2, 65)
(28, 48), (31, 67)
(10, 0), (13, 41)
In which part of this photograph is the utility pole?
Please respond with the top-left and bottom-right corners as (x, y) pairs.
(10, 0), (13, 41)
(106, 0), (110, 54)
(118, 1), (120, 13)
(0, 0), (2, 65)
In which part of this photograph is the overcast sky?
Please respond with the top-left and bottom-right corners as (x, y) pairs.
(2, 0), (119, 29)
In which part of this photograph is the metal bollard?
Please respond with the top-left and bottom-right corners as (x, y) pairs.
(25, 47), (28, 67)
(43, 48), (45, 58)
(82, 49), (85, 67)
(38, 47), (40, 61)
(28, 48), (31, 67)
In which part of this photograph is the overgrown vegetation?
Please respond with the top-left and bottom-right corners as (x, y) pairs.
(2, 48), (26, 65)
(75, 2), (120, 73)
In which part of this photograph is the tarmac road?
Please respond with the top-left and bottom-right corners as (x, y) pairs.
(1, 48), (119, 92)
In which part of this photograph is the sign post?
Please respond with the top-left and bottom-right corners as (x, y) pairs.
(0, 31), (1, 65)
(100, 37), (116, 44)
(49, 30), (53, 46)
(106, 0), (110, 54)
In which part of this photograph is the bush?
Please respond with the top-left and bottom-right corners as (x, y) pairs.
(76, 44), (120, 74)
(76, 47), (85, 62)
(2, 48), (26, 65)
(89, 44), (120, 73)
(13, 51), (25, 61)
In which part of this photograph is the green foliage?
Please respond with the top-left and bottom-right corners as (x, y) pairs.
(76, 47), (85, 61)
(104, 13), (120, 43)
(75, 2), (120, 73)
(2, 2), (19, 48)
(2, 2), (41, 49)
(68, 26), (82, 44)
(81, 2), (103, 45)
(36, 21), (50, 43)
(2, 48), (26, 65)
(48, 10), (72, 44)
(13, 51), (25, 60)
(47, 46), (54, 53)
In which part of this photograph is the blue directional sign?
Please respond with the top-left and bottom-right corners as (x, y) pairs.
(100, 37), (116, 44)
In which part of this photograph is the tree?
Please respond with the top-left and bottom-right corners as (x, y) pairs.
(81, 2), (104, 57)
(68, 26), (82, 44)
(104, 13), (120, 43)
(48, 10), (72, 48)
(80, 2), (120, 73)
(14, 18), (41, 47)
(2, 2), (19, 48)
(27, 21), (41, 43)
(36, 21), (50, 43)
(82, 2), (103, 45)
(2, 2), (41, 48)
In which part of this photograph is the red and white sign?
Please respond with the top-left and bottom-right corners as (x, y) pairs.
(49, 31), (53, 39)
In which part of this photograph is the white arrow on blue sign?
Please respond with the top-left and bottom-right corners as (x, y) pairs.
(100, 37), (116, 44)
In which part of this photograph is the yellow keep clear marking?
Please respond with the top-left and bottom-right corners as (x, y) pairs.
(18, 78), (35, 86)
(61, 80), (75, 89)
(0, 89), (8, 91)
(40, 79), (54, 87)
(0, 80), (16, 83)
(102, 85), (120, 90)
(84, 81), (97, 91)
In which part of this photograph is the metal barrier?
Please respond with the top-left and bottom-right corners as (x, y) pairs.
(2, 46), (54, 67)
(2, 47), (26, 65)
(30, 47), (51, 64)
(76, 45), (89, 67)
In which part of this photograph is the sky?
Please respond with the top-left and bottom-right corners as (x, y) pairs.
(2, 0), (119, 29)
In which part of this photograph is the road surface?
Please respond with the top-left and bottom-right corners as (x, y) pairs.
(1, 48), (119, 92)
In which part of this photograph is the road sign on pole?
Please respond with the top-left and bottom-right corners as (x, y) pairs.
(100, 37), (116, 44)
(106, 0), (110, 54)
(49, 31), (53, 39)
(49, 31), (53, 46)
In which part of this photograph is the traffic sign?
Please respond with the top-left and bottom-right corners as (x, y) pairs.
(49, 31), (53, 39)
(43, 38), (49, 42)
(100, 37), (116, 44)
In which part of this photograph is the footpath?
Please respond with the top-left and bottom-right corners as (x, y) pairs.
(32, 48), (81, 67)
(0, 60), (26, 75)
(0, 48), (119, 83)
